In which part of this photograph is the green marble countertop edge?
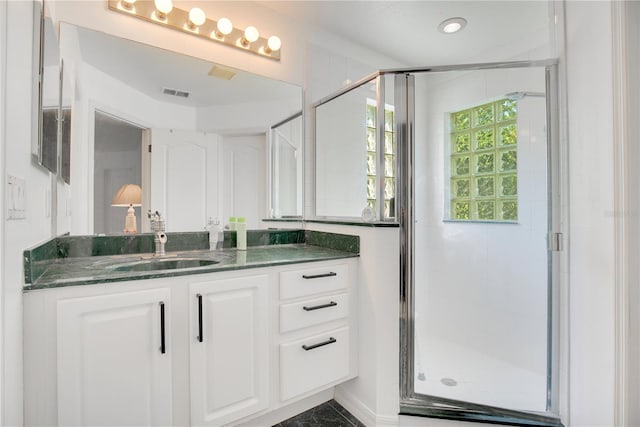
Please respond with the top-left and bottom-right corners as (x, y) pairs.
(24, 244), (359, 292)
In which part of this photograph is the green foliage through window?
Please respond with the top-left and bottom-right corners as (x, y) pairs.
(449, 99), (518, 221)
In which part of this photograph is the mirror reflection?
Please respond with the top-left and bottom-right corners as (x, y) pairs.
(270, 112), (302, 218)
(38, 15), (60, 174)
(315, 76), (396, 220)
(58, 23), (302, 234)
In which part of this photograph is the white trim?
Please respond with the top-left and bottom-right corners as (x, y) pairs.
(0, 0), (6, 423)
(334, 386), (399, 427)
(612, 1), (631, 426)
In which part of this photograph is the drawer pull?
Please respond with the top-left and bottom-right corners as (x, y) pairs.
(303, 301), (337, 311)
(302, 272), (337, 280)
(302, 337), (337, 351)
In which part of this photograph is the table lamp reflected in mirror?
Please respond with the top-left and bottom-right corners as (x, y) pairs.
(111, 184), (142, 234)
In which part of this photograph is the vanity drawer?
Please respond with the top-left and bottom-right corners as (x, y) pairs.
(279, 264), (348, 300)
(279, 327), (350, 401)
(280, 293), (349, 333)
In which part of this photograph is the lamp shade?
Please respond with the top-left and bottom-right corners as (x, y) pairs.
(112, 184), (142, 207)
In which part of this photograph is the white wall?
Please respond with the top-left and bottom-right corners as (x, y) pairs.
(0, 1), (6, 424)
(2, 2), (54, 426)
(197, 97), (301, 135)
(564, 2), (615, 426)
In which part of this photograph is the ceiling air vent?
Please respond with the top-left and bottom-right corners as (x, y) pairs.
(208, 65), (236, 80)
(162, 87), (190, 98)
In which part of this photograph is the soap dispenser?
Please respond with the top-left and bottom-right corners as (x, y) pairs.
(206, 217), (221, 250)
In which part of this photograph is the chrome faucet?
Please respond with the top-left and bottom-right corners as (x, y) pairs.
(148, 210), (167, 256)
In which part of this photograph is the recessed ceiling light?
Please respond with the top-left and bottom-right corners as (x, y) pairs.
(438, 17), (467, 34)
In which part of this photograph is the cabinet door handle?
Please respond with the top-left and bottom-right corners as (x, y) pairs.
(159, 302), (166, 354)
(302, 272), (337, 280)
(197, 294), (203, 343)
(303, 301), (337, 311)
(302, 337), (337, 351)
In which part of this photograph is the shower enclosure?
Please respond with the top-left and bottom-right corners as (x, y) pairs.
(314, 60), (562, 426)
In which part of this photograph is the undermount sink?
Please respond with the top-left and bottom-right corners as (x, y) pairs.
(112, 257), (219, 272)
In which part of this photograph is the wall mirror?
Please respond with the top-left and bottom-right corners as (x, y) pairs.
(57, 23), (302, 235)
(269, 112), (302, 219)
(314, 75), (395, 221)
(35, 5), (60, 175)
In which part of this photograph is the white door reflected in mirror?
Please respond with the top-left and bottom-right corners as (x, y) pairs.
(56, 23), (302, 235)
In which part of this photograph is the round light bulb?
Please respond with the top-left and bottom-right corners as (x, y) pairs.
(188, 7), (206, 27)
(217, 17), (233, 35)
(443, 22), (461, 33)
(154, 0), (173, 16)
(267, 35), (281, 52)
(244, 26), (259, 43)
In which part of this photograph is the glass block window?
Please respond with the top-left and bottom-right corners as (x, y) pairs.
(449, 99), (518, 221)
(366, 102), (395, 218)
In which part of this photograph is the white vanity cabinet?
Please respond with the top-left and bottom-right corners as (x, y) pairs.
(189, 275), (269, 426)
(56, 288), (173, 426)
(24, 257), (358, 427)
(277, 262), (358, 402)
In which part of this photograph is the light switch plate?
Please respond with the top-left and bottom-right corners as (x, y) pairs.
(7, 174), (26, 220)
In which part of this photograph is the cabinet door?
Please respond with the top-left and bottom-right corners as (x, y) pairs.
(57, 288), (172, 426)
(190, 275), (269, 426)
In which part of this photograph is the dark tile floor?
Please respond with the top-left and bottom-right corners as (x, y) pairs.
(273, 399), (366, 427)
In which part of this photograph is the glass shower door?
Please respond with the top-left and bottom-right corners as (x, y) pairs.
(398, 64), (562, 425)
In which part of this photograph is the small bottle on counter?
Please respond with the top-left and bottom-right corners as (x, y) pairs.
(236, 217), (247, 250)
(206, 217), (220, 250)
(228, 216), (237, 231)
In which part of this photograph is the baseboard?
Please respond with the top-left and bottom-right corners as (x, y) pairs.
(334, 387), (399, 426)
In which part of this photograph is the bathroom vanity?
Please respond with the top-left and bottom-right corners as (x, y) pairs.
(23, 230), (359, 426)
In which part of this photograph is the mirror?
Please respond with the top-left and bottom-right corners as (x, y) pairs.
(269, 112), (303, 218)
(57, 23), (302, 234)
(315, 75), (396, 220)
(36, 10), (60, 174)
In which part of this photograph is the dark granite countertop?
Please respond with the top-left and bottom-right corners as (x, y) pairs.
(24, 230), (359, 291)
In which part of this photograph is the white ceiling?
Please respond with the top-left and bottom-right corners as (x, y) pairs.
(262, 0), (550, 66)
(66, 1), (550, 108)
(72, 25), (301, 108)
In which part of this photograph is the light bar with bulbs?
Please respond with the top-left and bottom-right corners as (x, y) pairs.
(108, 0), (282, 61)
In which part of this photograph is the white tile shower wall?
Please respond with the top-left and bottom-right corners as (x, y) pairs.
(413, 67), (549, 411)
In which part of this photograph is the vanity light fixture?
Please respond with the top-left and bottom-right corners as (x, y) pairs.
(438, 17), (467, 34)
(108, 0), (282, 61)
